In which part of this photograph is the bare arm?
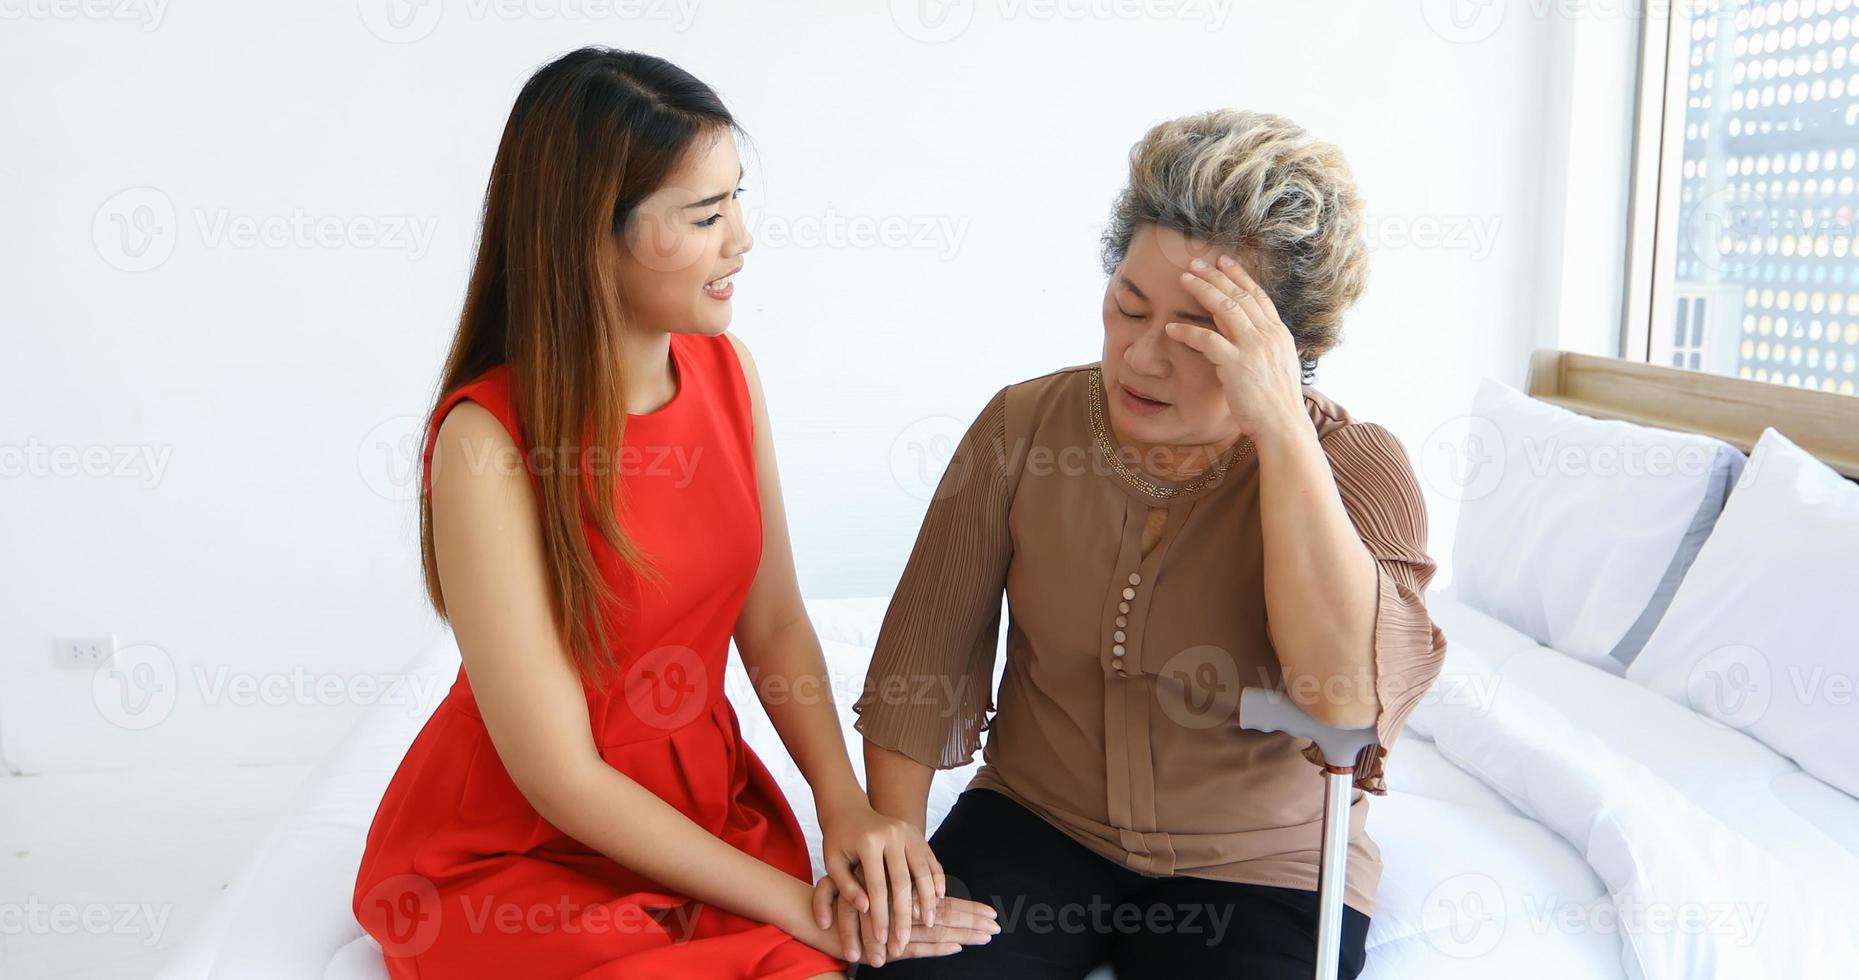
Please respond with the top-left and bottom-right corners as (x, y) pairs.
(724, 332), (866, 820)
(726, 333), (987, 963)
(862, 741), (935, 835)
(426, 401), (834, 951)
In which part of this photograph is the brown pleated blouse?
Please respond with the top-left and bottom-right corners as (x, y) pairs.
(852, 362), (1447, 916)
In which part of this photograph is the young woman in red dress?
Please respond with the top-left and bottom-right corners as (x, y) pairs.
(350, 47), (997, 978)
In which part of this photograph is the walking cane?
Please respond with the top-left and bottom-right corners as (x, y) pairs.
(1238, 687), (1378, 980)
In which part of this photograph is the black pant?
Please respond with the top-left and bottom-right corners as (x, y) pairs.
(854, 788), (1369, 980)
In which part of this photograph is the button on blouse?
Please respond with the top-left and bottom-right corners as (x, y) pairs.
(852, 364), (1447, 917)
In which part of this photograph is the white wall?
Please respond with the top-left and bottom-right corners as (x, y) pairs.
(0, 0), (1639, 771)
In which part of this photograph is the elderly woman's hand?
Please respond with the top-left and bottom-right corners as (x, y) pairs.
(1165, 253), (1307, 440)
(810, 870), (999, 967)
(816, 797), (947, 957)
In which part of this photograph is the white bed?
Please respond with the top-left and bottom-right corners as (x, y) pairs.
(159, 355), (1859, 978)
(153, 588), (1859, 980)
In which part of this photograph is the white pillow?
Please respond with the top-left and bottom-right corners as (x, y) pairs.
(1450, 379), (1744, 667)
(1627, 427), (1859, 800)
(1604, 446), (1739, 669)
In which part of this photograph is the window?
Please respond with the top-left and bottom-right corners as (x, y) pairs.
(1629, 0), (1859, 396)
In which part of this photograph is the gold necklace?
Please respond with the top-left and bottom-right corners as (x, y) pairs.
(1087, 367), (1252, 500)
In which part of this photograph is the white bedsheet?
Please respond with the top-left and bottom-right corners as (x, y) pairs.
(1410, 592), (1859, 978)
(157, 591), (1852, 979)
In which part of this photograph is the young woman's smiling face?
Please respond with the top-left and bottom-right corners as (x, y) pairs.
(1100, 224), (1253, 451)
(613, 129), (753, 336)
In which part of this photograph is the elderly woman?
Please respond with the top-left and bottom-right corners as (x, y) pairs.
(844, 110), (1447, 979)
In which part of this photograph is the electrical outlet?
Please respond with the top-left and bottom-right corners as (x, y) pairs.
(53, 635), (116, 669)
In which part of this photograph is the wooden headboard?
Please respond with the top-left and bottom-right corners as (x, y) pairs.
(1525, 350), (1859, 481)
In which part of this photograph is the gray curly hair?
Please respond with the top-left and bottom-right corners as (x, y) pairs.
(1100, 109), (1370, 382)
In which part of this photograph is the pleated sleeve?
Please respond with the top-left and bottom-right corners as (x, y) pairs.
(852, 387), (1014, 770)
(1303, 421), (1448, 794)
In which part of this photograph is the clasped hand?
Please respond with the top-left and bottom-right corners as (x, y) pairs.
(810, 802), (999, 968)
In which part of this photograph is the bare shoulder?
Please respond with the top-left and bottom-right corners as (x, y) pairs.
(720, 330), (766, 409)
(435, 398), (505, 443)
(721, 330), (759, 382)
(429, 400), (524, 507)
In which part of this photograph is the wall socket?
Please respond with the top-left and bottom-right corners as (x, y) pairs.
(54, 635), (117, 669)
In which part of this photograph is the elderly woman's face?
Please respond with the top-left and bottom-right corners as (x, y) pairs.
(1100, 224), (1245, 449)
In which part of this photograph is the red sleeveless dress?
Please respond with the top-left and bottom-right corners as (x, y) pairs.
(353, 332), (844, 980)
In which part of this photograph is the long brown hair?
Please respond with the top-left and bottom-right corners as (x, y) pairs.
(420, 47), (739, 684)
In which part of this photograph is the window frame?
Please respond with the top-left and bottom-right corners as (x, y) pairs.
(1622, 4), (1690, 365)
(1622, 2), (1859, 396)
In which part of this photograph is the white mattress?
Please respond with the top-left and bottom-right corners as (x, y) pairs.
(156, 591), (1859, 979)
